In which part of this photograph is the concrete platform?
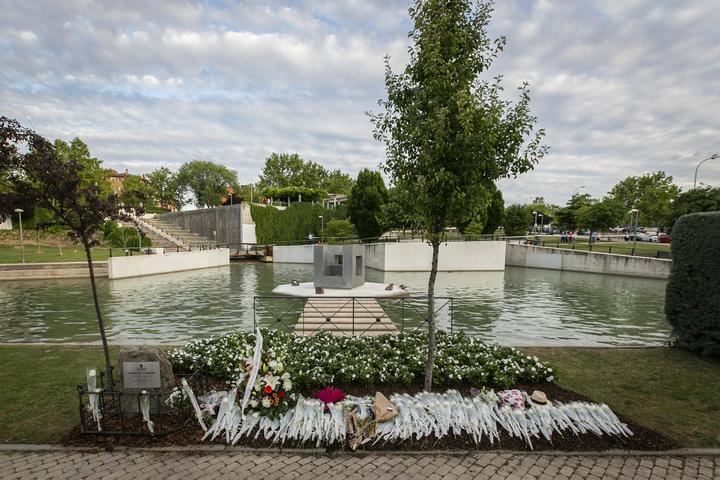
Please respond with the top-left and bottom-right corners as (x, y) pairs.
(294, 297), (399, 336)
(272, 281), (410, 297)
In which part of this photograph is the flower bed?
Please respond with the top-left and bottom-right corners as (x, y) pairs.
(168, 329), (554, 391)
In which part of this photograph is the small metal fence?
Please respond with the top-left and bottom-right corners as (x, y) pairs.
(253, 296), (453, 337)
(77, 370), (207, 436)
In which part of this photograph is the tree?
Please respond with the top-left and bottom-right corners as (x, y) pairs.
(146, 167), (181, 210)
(669, 186), (720, 228)
(575, 198), (624, 233)
(175, 160), (238, 208)
(258, 153), (354, 194)
(371, 0), (547, 389)
(0, 117), (135, 386)
(609, 171), (680, 227)
(323, 169), (354, 194)
(504, 204), (532, 236)
(120, 174), (154, 208)
(348, 169), (388, 239)
(555, 193), (593, 231)
(482, 188), (505, 234)
(323, 219), (357, 240)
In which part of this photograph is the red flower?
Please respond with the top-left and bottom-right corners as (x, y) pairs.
(264, 385), (273, 394)
(278, 390), (286, 399)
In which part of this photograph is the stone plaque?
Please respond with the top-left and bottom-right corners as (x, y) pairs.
(122, 361), (161, 389)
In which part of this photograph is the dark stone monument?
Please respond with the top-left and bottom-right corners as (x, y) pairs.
(118, 346), (174, 412)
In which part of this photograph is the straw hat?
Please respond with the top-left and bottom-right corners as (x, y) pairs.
(530, 390), (548, 405)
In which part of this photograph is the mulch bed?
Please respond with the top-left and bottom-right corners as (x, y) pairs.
(62, 381), (676, 451)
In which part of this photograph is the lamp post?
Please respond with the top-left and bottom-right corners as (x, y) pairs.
(14, 208), (25, 263)
(532, 211), (538, 234)
(629, 208), (639, 255)
(136, 202), (143, 252)
(318, 215), (324, 240)
(538, 214), (544, 234)
(693, 154), (719, 188)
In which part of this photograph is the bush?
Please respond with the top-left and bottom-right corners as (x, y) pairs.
(666, 212), (720, 356)
(323, 219), (356, 241)
(250, 203), (345, 244)
(168, 329), (554, 390)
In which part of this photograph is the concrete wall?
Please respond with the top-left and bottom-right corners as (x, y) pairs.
(274, 241), (506, 272)
(159, 203), (255, 245)
(505, 244), (671, 279)
(0, 218), (11, 230)
(273, 244), (315, 264)
(108, 249), (230, 279)
(0, 261), (108, 280)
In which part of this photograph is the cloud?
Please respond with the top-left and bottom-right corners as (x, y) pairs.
(1, 0), (719, 206)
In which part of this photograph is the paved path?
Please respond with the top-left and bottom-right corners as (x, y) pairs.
(1, 449), (718, 479)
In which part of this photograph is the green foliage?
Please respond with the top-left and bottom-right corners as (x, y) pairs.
(169, 329), (554, 390)
(504, 204), (532, 236)
(53, 138), (112, 196)
(263, 186), (327, 203)
(482, 188), (505, 234)
(258, 153), (354, 194)
(146, 167), (181, 210)
(101, 221), (150, 248)
(381, 187), (422, 232)
(666, 212), (720, 356)
(323, 219), (356, 240)
(555, 193), (593, 231)
(575, 198), (624, 232)
(609, 171), (679, 226)
(176, 160), (238, 208)
(348, 169), (388, 239)
(119, 174), (153, 208)
(250, 203), (343, 244)
(670, 186), (720, 228)
(464, 222), (484, 236)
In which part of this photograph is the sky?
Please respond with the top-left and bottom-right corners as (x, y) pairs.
(2, 0), (719, 205)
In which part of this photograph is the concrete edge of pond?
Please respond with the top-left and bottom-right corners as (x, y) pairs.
(0, 342), (668, 349)
(1, 444), (719, 457)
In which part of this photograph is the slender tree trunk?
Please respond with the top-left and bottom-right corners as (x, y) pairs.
(84, 240), (113, 390)
(424, 240), (441, 391)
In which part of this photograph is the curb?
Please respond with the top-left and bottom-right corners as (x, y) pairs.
(1, 444), (719, 457)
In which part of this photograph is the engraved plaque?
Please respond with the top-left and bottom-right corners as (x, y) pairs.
(122, 361), (161, 389)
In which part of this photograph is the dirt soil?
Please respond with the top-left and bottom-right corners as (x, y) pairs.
(63, 382), (676, 451)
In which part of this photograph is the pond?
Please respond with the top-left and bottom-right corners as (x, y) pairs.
(0, 263), (671, 346)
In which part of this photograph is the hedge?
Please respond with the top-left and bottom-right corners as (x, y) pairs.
(250, 203), (345, 244)
(665, 212), (720, 356)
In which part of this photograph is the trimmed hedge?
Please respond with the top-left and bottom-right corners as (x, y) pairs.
(250, 203), (345, 244)
(665, 212), (720, 356)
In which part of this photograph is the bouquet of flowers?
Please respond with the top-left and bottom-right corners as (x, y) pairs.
(241, 358), (294, 419)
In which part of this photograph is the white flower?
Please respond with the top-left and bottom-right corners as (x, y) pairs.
(546, 376), (554, 382)
(249, 399), (259, 408)
(261, 397), (273, 408)
(282, 379), (293, 391)
(268, 360), (279, 369)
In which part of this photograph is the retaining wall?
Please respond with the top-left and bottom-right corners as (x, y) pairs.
(107, 249), (230, 279)
(159, 203), (255, 245)
(273, 241), (506, 272)
(505, 244), (671, 279)
(0, 261), (107, 280)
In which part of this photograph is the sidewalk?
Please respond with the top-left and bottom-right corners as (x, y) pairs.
(1, 447), (718, 480)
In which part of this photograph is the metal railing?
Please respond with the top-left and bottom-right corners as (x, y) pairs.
(253, 296), (453, 337)
(509, 237), (672, 259)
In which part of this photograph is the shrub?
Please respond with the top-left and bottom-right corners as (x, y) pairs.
(169, 329), (554, 390)
(323, 219), (356, 241)
(666, 212), (720, 356)
(250, 203), (345, 244)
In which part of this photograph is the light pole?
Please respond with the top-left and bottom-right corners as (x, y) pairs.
(318, 215), (324, 240)
(14, 208), (25, 263)
(532, 211), (538, 234)
(694, 154), (719, 188)
(136, 202), (143, 252)
(629, 208), (639, 255)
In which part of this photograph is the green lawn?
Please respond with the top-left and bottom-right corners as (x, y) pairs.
(523, 347), (720, 448)
(1, 344), (719, 447)
(0, 245), (109, 264)
(535, 238), (671, 257)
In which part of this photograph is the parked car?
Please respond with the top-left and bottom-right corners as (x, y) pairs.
(658, 233), (672, 244)
(624, 232), (657, 242)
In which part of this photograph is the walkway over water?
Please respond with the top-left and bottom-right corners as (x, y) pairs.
(295, 298), (399, 337)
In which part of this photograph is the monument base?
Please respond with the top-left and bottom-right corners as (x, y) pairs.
(272, 281), (410, 298)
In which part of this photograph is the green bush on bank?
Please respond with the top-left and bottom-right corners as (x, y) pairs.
(665, 212), (720, 356)
(250, 203), (345, 244)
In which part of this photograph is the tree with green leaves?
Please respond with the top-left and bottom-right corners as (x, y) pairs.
(176, 160), (238, 208)
(482, 188), (505, 234)
(146, 167), (181, 210)
(608, 171), (680, 227)
(120, 174), (154, 208)
(504, 204), (532, 236)
(575, 198), (624, 234)
(370, 0), (547, 389)
(348, 169), (388, 239)
(323, 219), (357, 240)
(555, 193), (593, 231)
(258, 152), (354, 194)
(324, 169), (355, 194)
(1, 117), (137, 387)
(669, 186), (720, 228)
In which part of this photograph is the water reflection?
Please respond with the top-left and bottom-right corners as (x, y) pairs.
(0, 263), (670, 346)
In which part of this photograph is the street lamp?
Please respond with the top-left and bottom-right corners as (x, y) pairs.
(629, 208), (639, 255)
(318, 215), (324, 239)
(532, 211), (538, 234)
(538, 214), (544, 233)
(14, 208), (25, 263)
(693, 154), (719, 188)
(136, 202), (143, 252)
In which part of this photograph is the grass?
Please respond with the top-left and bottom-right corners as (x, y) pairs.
(523, 347), (720, 448)
(534, 238), (671, 257)
(1, 345), (718, 447)
(0, 245), (109, 264)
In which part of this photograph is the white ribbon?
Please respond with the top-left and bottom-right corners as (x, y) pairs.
(182, 377), (208, 431)
(86, 369), (102, 431)
(240, 328), (263, 418)
(140, 390), (154, 434)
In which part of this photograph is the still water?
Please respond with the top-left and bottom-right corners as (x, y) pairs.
(0, 263), (671, 346)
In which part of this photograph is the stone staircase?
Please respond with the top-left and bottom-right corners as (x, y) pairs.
(135, 217), (216, 250)
(0, 261), (108, 280)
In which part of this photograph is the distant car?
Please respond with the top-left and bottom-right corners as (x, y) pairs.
(658, 233), (672, 244)
(624, 232), (657, 242)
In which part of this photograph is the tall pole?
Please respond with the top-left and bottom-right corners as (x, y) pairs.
(532, 211), (537, 234)
(630, 208), (639, 256)
(694, 154), (719, 188)
(15, 209), (25, 263)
